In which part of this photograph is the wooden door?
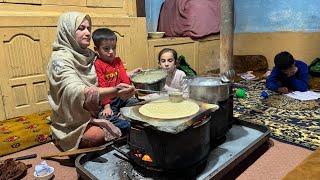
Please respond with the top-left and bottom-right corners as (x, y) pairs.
(0, 27), (54, 119)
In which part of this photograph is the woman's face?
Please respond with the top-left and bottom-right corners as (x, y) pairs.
(76, 19), (91, 49)
(159, 52), (176, 74)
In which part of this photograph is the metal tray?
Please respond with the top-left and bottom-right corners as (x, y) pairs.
(75, 118), (270, 180)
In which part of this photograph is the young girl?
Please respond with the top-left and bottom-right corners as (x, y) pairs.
(158, 48), (188, 95)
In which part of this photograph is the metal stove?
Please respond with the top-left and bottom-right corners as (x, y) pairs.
(121, 99), (215, 171)
(76, 119), (270, 180)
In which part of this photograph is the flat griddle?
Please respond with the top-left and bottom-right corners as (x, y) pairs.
(121, 98), (219, 133)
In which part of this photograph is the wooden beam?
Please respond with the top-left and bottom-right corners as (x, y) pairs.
(136, 0), (146, 17)
(220, 0), (234, 73)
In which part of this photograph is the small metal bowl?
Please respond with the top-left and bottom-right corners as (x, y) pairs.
(169, 92), (183, 103)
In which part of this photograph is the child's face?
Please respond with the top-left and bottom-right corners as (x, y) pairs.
(76, 19), (91, 49)
(95, 40), (117, 63)
(282, 64), (298, 77)
(159, 52), (176, 73)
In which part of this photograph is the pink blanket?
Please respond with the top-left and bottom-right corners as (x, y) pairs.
(157, 0), (220, 38)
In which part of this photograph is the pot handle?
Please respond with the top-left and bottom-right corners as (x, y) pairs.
(192, 115), (211, 128)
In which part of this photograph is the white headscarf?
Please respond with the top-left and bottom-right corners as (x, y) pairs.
(47, 12), (97, 151)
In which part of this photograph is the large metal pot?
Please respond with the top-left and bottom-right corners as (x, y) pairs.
(188, 76), (233, 148)
(188, 76), (231, 104)
(131, 69), (167, 92)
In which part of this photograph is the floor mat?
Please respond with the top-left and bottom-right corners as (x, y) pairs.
(234, 81), (320, 150)
(0, 111), (52, 157)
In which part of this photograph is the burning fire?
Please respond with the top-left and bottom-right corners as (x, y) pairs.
(134, 153), (153, 162)
(192, 115), (207, 126)
(142, 154), (152, 162)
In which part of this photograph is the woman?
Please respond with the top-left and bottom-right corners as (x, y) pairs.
(47, 12), (135, 151)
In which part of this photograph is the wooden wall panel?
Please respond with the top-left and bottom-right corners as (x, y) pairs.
(0, 0), (40, 4)
(33, 81), (48, 103)
(198, 39), (220, 74)
(155, 43), (195, 69)
(92, 17), (148, 71)
(147, 38), (196, 69)
(87, 0), (124, 8)
(12, 85), (29, 107)
(41, 0), (86, 6)
(4, 34), (43, 78)
(0, 0), (136, 17)
(147, 35), (220, 73)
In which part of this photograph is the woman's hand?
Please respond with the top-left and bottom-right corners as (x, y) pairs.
(116, 83), (135, 100)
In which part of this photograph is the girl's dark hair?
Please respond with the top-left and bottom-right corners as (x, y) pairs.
(158, 48), (178, 63)
(92, 28), (117, 47)
(274, 51), (295, 70)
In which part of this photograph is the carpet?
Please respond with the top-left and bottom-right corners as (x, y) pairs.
(0, 111), (52, 157)
(234, 81), (320, 150)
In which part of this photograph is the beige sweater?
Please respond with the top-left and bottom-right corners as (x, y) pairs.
(47, 12), (97, 151)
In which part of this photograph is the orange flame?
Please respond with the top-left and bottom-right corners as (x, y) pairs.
(142, 154), (152, 162)
(134, 153), (142, 158)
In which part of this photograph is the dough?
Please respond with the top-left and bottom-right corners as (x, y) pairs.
(139, 100), (200, 119)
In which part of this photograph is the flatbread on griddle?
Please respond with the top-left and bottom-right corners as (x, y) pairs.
(139, 100), (200, 119)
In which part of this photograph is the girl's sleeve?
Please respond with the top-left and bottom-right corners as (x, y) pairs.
(180, 72), (188, 94)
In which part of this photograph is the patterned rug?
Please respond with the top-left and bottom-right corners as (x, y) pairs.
(233, 81), (320, 150)
(0, 111), (52, 157)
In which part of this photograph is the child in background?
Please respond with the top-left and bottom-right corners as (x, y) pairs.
(266, 51), (308, 94)
(92, 28), (141, 134)
(158, 48), (188, 94)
